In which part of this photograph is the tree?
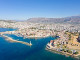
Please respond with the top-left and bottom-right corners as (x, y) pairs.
(67, 50), (72, 53)
(74, 52), (78, 54)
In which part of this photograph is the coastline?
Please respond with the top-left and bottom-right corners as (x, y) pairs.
(0, 26), (80, 59)
(45, 31), (80, 59)
(46, 47), (80, 60)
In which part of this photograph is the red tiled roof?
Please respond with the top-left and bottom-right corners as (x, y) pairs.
(50, 40), (53, 43)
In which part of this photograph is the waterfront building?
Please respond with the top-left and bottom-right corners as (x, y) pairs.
(50, 40), (54, 46)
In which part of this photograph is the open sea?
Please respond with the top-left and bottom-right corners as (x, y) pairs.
(0, 28), (75, 60)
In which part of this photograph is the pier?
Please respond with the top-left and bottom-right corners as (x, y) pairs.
(1, 35), (32, 46)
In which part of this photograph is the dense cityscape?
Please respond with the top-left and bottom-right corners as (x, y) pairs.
(0, 20), (80, 59)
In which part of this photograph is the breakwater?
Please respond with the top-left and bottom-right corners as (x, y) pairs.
(1, 35), (32, 46)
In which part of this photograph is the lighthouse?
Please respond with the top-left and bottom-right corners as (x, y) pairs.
(30, 41), (32, 46)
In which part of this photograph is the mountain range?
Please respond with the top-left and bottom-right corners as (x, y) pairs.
(26, 15), (80, 24)
(0, 15), (80, 24)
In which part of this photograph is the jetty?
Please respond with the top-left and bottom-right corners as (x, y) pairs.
(2, 35), (32, 46)
(0, 31), (15, 35)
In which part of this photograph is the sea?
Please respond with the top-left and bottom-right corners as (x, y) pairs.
(0, 28), (75, 60)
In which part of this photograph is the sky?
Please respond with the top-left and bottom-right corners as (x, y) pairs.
(0, 0), (80, 20)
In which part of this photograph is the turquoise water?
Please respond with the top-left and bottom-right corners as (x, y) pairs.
(0, 28), (75, 60)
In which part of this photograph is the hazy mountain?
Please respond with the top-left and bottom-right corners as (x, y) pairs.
(0, 15), (80, 24)
(26, 15), (80, 24)
(0, 20), (17, 23)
